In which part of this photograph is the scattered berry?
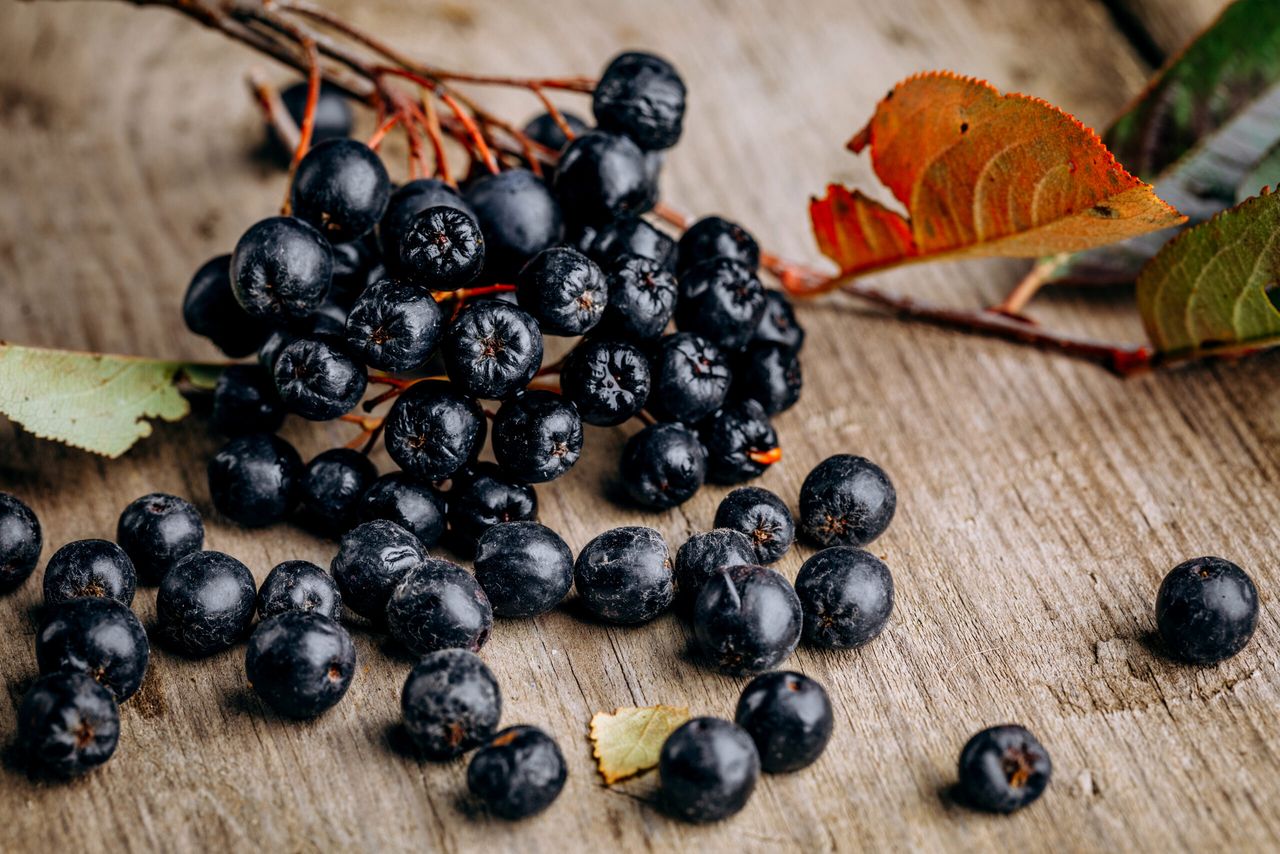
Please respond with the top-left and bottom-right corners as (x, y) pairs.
(694, 565), (802, 674)
(560, 338), (651, 427)
(384, 380), (487, 480)
(331, 519), (425, 621)
(674, 529), (756, 608)
(676, 258), (767, 352)
(442, 301), (544, 399)
(156, 550), (257, 657)
(659, 717), (759, 823)
(516, 247), (608, 336)
(207, 433), (303, 527)
(402, 648), (501, 759)
(358, 472), (446, 549)
(298, 447), (378, 531)
(466, 168), (564, 279)
(492, 391), (584, 483)
(230, 216), (333, 321)
(796, 547), (894, 650)
(714, 487), (794, 565)
(586, 216), (676, 272)
(344, 279), (443, 373)
(555, 131), (656, 226)
(735, 671), (833, 773)
(677, 216), (759, 275)
(620, 422), (707, 509)
(573, 526), (673, 624)
(42, 539), (136, 606)
(17, 672), (119, 778)
(648, 332), (731, 424)
(799, 454), (896, 547)
(593, 51), (686, 151)
(257, 559), (343, 621)
(387, 558), (494, 656)
(697, 399), (779, 484)
(468, 725), (568, 820)
(1156, 556), (1259, 664)
(245, 611), (356, 718)
(182, 254), (270, 357)
(733, 343), (801, 415)
(598, 255), (678, 342)
(36, 597), (149, 702)
(473, 521), (573, 617)
(211, 364), (286, 436)
(0, 492), (42, 593)
(446, 462), (539, 552)
(399, 205), (486, 288)
(957, 725), (1052, 813)
(272, 336), (368, 421)
(116, 492), (205, 584)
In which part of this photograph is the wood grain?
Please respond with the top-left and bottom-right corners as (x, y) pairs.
(1, 0), (1271, 851)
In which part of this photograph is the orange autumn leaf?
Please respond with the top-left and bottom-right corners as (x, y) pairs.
(804, 72), (1185, 292)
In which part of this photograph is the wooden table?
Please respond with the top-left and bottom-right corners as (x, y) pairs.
(2, 0), (1274, 850)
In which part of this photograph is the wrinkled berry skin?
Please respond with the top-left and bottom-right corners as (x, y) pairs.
(211, 365), (285, 436)
(117, 492), (205, 584)
(299, 448), (378, 531)
(231, 216), (333, 321)
(156, 551), (257, 658)
(37, 598), (150, 702)
(599, 255), (678, 342)
(17, 672), (119, 779)
(694, 565), (801, 675)
(659, 717), (759, 823)
(1156, 556), (1259, 664)
(402, 649), (502, 759)
(573, 526), (673, 624)
(257, 560), (343, 621)
(246, 611), (356, 719)
(447, 464), (539, 553)
(381, 179), (473, 271)
(587, 217), (676, 272)
(735, 672), (833, 773)
(466, 169), (564, 279)
(468, 725), (568, 820)
(384, 380), (487, 480)
(291, 139), (391, 243)
(474, 522), (573, 618)
(733, 344), (801, 415)
(516, 247), (608, 336)
(0, 492), (42, 593)
(555, 131), (656, 226)
(957, 725), (1052, 813)
(183, 254), (271, 357)
(399, 205), (485, 288)
(677, 259), (767, 352)
(273, 337), (368, 421)
(358, 473), (446, 549)
(344, 279), (443, 373)
(443, 302), (544, 400)
(208, 433), (303, 527)
(620, 423), (707, 510)
(387, 558), (493, 656)
(492, 391), (584, 484)
(561, 339), (651, 427)
(674, 529), (755, 609)
(331, 520), (425, 621)
(649, 332), (732, 424)
(799, 455), (896, 547)
(753, 291), (805, 352)
(43, 539), (136, 606)
(714, 487), (794, 565)
(697, 400), (779, 484)
(796, 547), (894, 650)
(677, 216), (760, 275)
(593, 51), (686, 151)
(523, 110), (589, 153)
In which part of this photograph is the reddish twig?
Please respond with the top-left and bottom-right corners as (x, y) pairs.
(366, 112), (400, 150)
(280, 35), (320, 213)
(247, 69), (299, 151)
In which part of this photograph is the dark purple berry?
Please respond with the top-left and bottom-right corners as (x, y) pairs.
(573, 526), (673, 624)
(37, 597), (149, 702)
(399, 205), (486, 288)
(0, 492), (42, 593)
(677, 215), (759, 275)
(116, 492), (204, 584)
(344, 279), (443, 373)
(272, 337), (368, 421)
(587, 216), (676, 272)
(492, 391), (583, 484)
(795, 547), (894, 649)
(386, 557), (493, 656)
(231, 216), (333, 321)
(402, 648), (501, 759)
(733, 344), (801, 415)
(677, 258), (766, 352)
(468, 726), (567, 820)
(474, 522), (573, 618)
(446, 463), (538, 553)
(331, 519), (425, 621)
(620, 422), (707, 509)
(599, 255), (678, 341)
(257, 560), (342, 621)
(384, 380), (486, 480)
(207, 433), (303, 527)
(957, 725), (1052, 813)
(753, 290), (804, 351)
(246, 611), (355, 718)
(674, 529), (755, 608)
(299, 448), (378, 531)
(560, 338), (650, 427)
(735, 672), (833, 773)
(156, 550), (257, 657)
(42, 539), (136, 606)
(290, 139), (391, 243)
(659, 717), (759, 823)
(465, 169), (564, 279)
(276, 80), (352, 152)
(17, 672), (119, 778)
(648, 332), (731, 423)
(442, 301), (544, 399)
(697, 400), (778, 484)
(593, 52), (686, 151)
(554, 131), (657, 226)
(714, 487), (794, 564)
(182, 254), (271, 357)
(799, 455), (896, 547)
(516, 247), (608, 336)
(693, 565), (802, 674)
(522, 110), (589, 153)
(358, 473), (446, 549)
(1156, 556), (1259, 664)
(381, 179), (473, 270)
(211, 365), (285, 436)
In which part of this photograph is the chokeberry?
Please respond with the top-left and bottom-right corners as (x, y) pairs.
(555, 131), (656, 226)
(290, 139), (391, 243)
(674, 529), (755, 609)
(516, 247), (608, 336)
(399, 205), (485, 288)
(207, 433), (303, 527)
(1156, 556), (1259, 664)
(116, 492), (205, 584)
(799, 455), (896, 547)
(231, 216), (333, 321)
(245, 611), (356, 718)
(272, 336), (368, 421)
(0, 492), (41, 593)
(156, 550), (257, 657)
(714, 487), (794, 564)
(468, 726), (567, 820)
(676, 258), (766, 352)
(694, 565), (802, 674)
(402, 648), (501, 759)
(329, 231), (383, 306)
(522, 110), (589, 153)
(306, 300), (354, 343)
(42, 539), (136, 606)
(492, 391), (584, 484)
(560, 338), (650, 426)
(648, 332), (732, 423)
(659, 717), (759, 823)
(677, 216), (760, 275)
(442, 301), (544, 399)
(17, 672), (119, 778)
(446, 463), (539, 552)
(573, 526), (673, 624)
(465, 168), (564, 279)
(593, 52), (686, 151)
(183, 254), (271, 357)
(211, 365), (286, 436)
(733, 344), (801, 415)
(258, 327), (297, 371)
(957, 725), (1052, 813)
(331, 519), (425, 621)
(277, 80), (352, 151)
(796, 547), (894, 650)
(753, 290), (805, 351)
(37, 597), (149, 702)
(620, 422), (707, 509)
(598, 255), (678, 341)
(587, 217), (676, 272)
(698, 400), (779, 484)
(474, 521), (573, 617)
(735, 672), (833, 774)
(381, 178), (473, 269)
(384, 380), (487, 480)
(299, 448), (378, 531)
(387, 558), (493, 656)
(257, 560), (343, 621)
(358, 473), (446, 548)
(344, 278), (443, 373)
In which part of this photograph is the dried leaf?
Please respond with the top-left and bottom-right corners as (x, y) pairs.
(589, 704), (689, 785)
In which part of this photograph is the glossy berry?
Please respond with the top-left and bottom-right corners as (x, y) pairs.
(0, 492), (41, 593)
(182, 254), (270, 357)
(799, 455), (896, 548)
(246, 611), (356, 719)
(522, 110), (589, 153)
(573, 526), (673, 624)
(735, 672), (832, 773)
(1156, 556), (1259, 664)
(468, 726), (567, 820)
(399, 205), (485, 288)
(753, 290), (805, 351)
(358, 473), (445, 548)
(474, 522), (573, 618)
(272, 336), (367, 421)
(211, 364), (285, 436)
(257, 560), (343, 621)
(344, 279), (443, 373)
(796, 547), (894, 650)
(156, 550), (256, 657)
(381, 179), (473, 269)
(443, 301), (544, 399)
(290, 139), (391, 243)
(207, 433), (303, 527)
(677, 216), (759, 275)
(231, 216), (333, 321)
(305, 300), (354, 343)
(674, 529), (755, 609)
(957, 725), (1052, 813)
(37, 597), (149, 702)
(402, 648), (501, 759)
(331, 519), (424, 621)
(555, 131), (656, 226)
(278, 80), (352, 150)
(593, 51), (686, 151)
(733, 344), (801, 415)
(465, 169), (564, 279)
(492, 391), (584, 484)
(698, 400), (779, 484)
(387, 558), (493, 656)
(297, 448), (378, 531)
(659, 717), (759, 823)
(599, 255), (678, 341)
(587, 217), (676, 272)
(516, 247), (608, 336)
(620, 422), (707, 509)
(560, 338), (650, 426)
(677, 258), (767, 352)
(116, 492), (204, 585)
(43, 539), (136, 606)
(384, 380), (487, 480)
(648, 333), (731, 423)
(329, 231), (383, 306)
(446, 463), (539, 552)
(694, 565), (802, 674)
(17, 672), (119, 778)
(714, 487), (794, 564)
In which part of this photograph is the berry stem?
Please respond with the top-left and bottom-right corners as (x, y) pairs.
(432, 283), (517, 303)
(989, 256), (1062, 318)
(247, 70), (299, 152)
(280, 33), (320, 214)
(366, 112), (401, 150)
(748, 447), (783, 465)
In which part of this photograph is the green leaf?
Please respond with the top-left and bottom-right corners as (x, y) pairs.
(1237, 141), (1280, 202)
(1137, 189), (1280, 354)
(0, 343), (225, 458)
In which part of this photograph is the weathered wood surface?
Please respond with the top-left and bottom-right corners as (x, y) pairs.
(0, 0), (1270, 851)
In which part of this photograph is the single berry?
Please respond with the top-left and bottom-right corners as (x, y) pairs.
(305, 300), (353, 343)
(442, 301), (544, 399)
(329, 232), (384, 307)
(36, 597), (149, 702)
(957, 725), (1052, 813)
(344, 278), (443, 373)
(277, 80), (352, 151)
(117, 492), (204, 584)
(211, 365), (285, 436)
(290, 138), (391, 243)
(299, 448), (378, 531)
(516, 247), (608, 336)
(381, 178), (473, 269)
(468, 726), (568, 820)
(207, 433), (303, 527)
(465, 169), (564, 279)
(674, 529), (755, 609)
(492, 391), (584, 484)
(555, 131), (656, 226)
(358, 473), (446, 548)
(714, 487), (794, 564)
(402, 648), (501, 759)
(474, 521), (573, 618)
(795, 547), (894, 650)
(733, 344), (801, 415)
(573, 526), (673, 624)
(677, 216), (759, 275)
(522, 110), (589, 153)
(386, 558), (493, 656)
(694, 565), (802, 674)
(697, 400), (779, 484)
(156, 550), (257, 657)
(245, 611), (356, 719)
(735, 672), (833, 773)
(587, 217), (676, 272)
(676, 258), (767, 352)
(659, 717), (759, 823)
(331, 519), (425, 621)
(257, 560), (343, 621)
(17, 672), (119, 778)
(753, 290), (805, 351)
(182, 254), (271, 357)
(598, 255), (678, 341)
(272, 336), (368, 421)
(399, 205), (485, 288)
(620, 422), (707, 509)
(0, 492), (42, 592)
(560, 338), (651, 426)
(648, 332), (731, 423)
(384, 380), (487, 480)
(42, 539), (136, 606)
(593, 51), (686, 151)
(799, 455), (897, 547)
(446, 463), (538, 553)
(1156, 556), (1259, 664)
(258, 327), (297, 371)
(231, 216), (333, 321)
